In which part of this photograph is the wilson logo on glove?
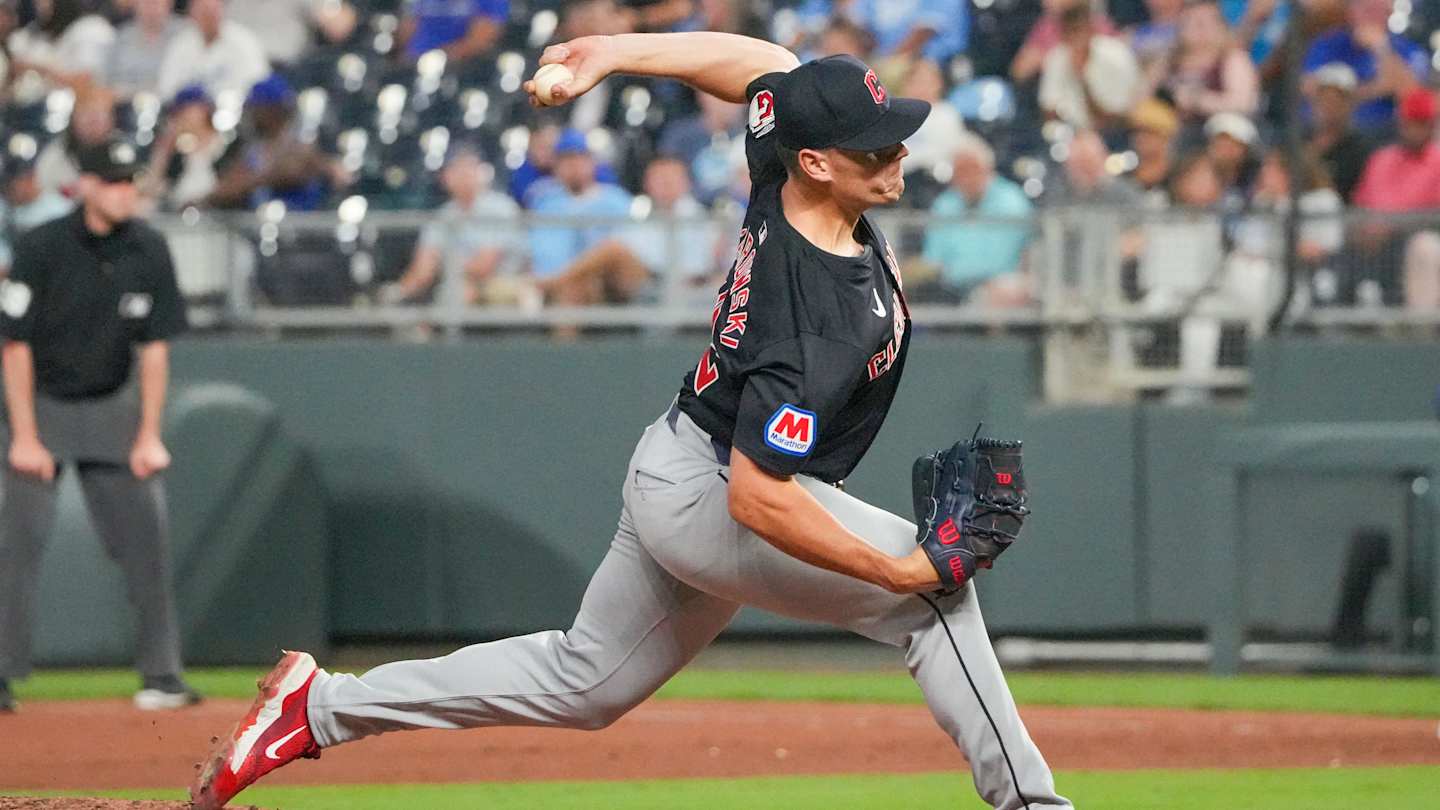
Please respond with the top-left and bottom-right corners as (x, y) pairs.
(912, 428), (1030, 595)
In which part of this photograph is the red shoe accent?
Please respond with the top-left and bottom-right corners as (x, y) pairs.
(190, 650), (322, 809)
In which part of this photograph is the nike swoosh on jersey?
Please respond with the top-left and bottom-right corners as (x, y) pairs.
(871, 289), (886, 317)
(264, 726), (307, 760)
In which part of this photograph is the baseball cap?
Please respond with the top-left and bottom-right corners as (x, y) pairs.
(76, 136), (143, 183)
(0, 154), (36, 184)
(1203, 112), (1258, 147)
(553, 128), (589, 156)
(1399, 87), (1438, 123)
(170, 83), (214, 110)
(247, 74), (296, 107)
(1129, 98), (1179, 138)
(1312, 62), (1358, 93)
(773, 54), (930, 152)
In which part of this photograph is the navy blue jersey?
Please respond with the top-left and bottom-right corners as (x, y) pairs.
(676, 72), (911, 483)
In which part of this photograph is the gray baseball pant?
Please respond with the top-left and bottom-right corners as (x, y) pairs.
(0, 462), (182, 679)
(307, 405), (1070, 810)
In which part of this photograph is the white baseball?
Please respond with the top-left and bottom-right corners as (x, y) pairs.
(532, 63), (574, 106)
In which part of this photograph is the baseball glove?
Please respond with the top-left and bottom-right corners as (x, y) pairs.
(912, 430), (1029, 594)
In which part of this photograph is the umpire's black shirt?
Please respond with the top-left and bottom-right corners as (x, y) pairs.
(677, 72), (912, 484)
(0, 209), (187, 399)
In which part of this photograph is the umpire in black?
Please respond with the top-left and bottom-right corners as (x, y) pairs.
(0, 136), (197, 713)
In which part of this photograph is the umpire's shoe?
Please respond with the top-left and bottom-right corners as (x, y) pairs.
(134, 674), (204, 711)
(0, 677), (14, 713)
(190, 651), (321, 809)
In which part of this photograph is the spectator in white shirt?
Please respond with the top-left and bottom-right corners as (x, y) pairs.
(226, 0), (359, 66)
(382, 148), (523, 308)
(107, 0), (185, 99)
(1039, 3), (1140, 131)
(7, 0), (115, 98)
(898, 59), (966, 172)
(156, 0), (269, 102)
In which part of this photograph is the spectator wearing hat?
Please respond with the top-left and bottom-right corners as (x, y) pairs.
(382, 148), (523, 308)
(205, 75), (348, 212)
(1351, 88), (1440, 308)
(918, 131), (1035, 307)
(524, 130), (634, 328)
(34, 85), (116, 198)
(1038, 3), (1141, 131)
(1353, 89), (1440, 213)
(0, 157), (74, 276)
(139, 85), (233, 211)
(1203, 111), (1260, 207)
(1146, 0), (1259, 132)
(400, 0), (507, 64)
(1305, 63), (1373, 203)
(156, 0), (269, 101)
(107, 0), (184, 98)
(1302, 0), (1428, 134)
(1125, 97), (1181, 199)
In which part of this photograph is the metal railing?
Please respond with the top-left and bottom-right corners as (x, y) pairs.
(149, 205), (1440, 400)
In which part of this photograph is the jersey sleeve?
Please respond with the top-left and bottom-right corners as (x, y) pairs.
(731, 333), (866, 476)
(141, 235), (188, 341)
(743, 73), (788, 192)
(0, 231), (46, 342)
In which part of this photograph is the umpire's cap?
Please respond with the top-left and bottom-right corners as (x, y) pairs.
(774, 55), (930, 152)
(76, 136), (143, 183)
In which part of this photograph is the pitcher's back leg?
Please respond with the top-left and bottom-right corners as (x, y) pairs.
(307, 507), (740, 747)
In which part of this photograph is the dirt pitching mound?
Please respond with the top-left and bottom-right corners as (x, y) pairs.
(0, 801), (221, 810)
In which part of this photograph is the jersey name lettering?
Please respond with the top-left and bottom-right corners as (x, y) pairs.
(718, 226), (759, 350)
(866, 291), (906, 381)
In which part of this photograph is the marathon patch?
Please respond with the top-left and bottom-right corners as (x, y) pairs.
(764, 404), (816, 457)
(119, 293), (153, 319)
(0, 280), (31, 319)
(748, 90), (775, 137)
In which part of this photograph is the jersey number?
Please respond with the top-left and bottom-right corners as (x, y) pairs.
(694, 348), (719, 395)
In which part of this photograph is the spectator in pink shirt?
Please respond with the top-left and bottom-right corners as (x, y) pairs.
(1350, 88), (1440, 308)
(1353, 89), (1440, 211)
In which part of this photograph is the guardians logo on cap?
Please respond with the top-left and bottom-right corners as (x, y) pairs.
(771, 55), (930, 152)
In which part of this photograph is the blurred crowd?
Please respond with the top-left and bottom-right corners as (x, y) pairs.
(3, 0), (1440, 317)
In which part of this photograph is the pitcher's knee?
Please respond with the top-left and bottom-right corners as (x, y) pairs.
(570, 690), (644, 730)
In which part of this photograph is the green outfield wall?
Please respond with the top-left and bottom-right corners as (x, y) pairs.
(20, 336), (1440, 664)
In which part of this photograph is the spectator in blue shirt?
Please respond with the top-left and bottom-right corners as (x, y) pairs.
(527, 126), (633, 286)
(850, 0), (968, 65)
(919, 132), (1035, 306)
(402, 0), (507, 63)
(1303, 0), (1429, 133)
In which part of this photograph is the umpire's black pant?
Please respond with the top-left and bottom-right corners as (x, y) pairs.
(0, 463), (182, 680)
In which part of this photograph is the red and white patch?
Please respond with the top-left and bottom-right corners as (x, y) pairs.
(748, 90), (776, 137)
(764, 404), (817, 457)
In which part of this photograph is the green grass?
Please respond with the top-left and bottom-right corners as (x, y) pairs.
(19, 767), (1440, 809)
(14, 668), (1439, 717)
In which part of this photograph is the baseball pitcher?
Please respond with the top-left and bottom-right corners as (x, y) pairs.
(191, 32), (1070, 810)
